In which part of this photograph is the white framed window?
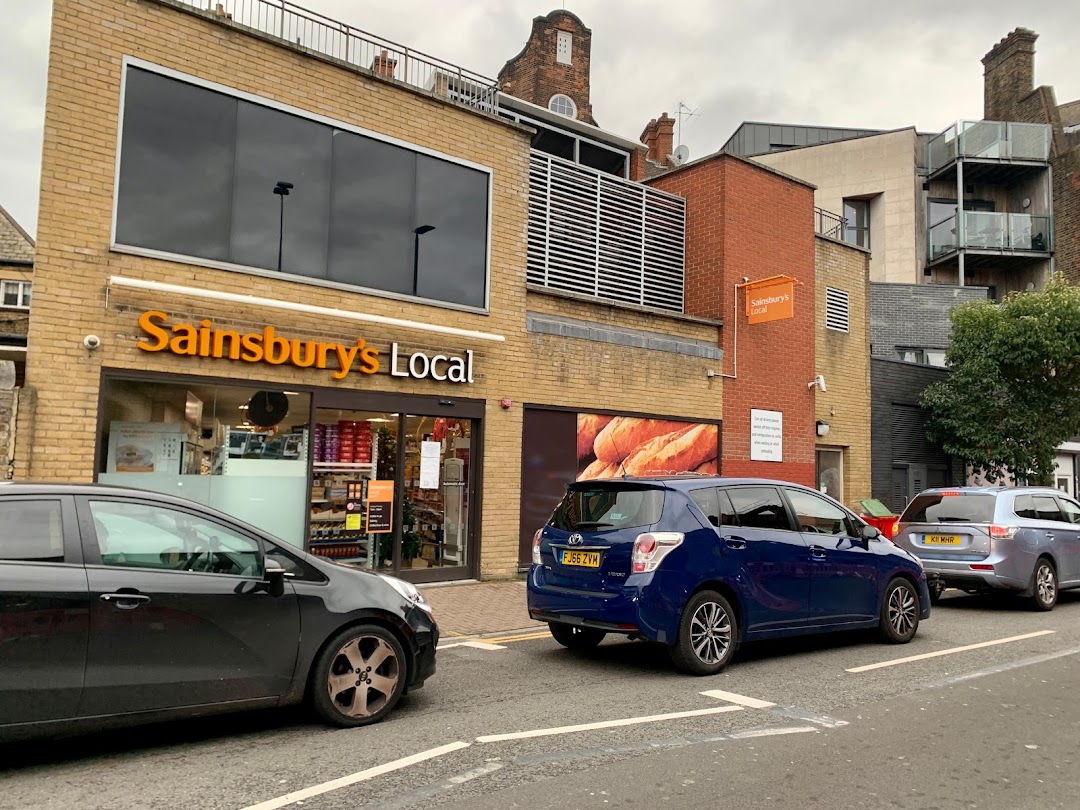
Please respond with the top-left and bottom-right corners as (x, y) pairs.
(548, 94), (577, 118)
(825, 287), (849, 333)
(556, 30), (572, 65)
(0, 280), (31, 309)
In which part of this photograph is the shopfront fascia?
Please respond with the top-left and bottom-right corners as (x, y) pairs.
(94, 316), (487, 584)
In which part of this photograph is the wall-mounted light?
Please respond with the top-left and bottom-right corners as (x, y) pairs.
(816, 420), (831, 437)
(807, 374), (826, 392)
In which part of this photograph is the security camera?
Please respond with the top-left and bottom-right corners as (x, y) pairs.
(807, 374), (826, 392)
(83, 335), (102, 351)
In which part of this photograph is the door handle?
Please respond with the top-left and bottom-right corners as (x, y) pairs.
(101, 593), (151, 610)
(810, 545), (827, 559)
(724, 538), (747, 550)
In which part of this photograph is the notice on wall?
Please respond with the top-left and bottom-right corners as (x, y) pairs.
(345, 480), (365, 532)
(750, 409), (783, 462)
(366, 480), (395, 533)
(419, 441), (442, 490)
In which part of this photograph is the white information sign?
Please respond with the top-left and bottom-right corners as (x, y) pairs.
(419, 440), (442, 489)
(750, 409), (783, 462)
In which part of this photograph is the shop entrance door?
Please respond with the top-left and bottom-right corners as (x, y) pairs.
(307, 396), (481, 583)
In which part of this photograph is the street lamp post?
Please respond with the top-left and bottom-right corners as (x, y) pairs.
(412, 224), (436, 295)
(273, 180), (294, 272)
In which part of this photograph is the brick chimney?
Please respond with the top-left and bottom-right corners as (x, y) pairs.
(982, 28), (1038, 120)
(371, 49), (398, 80)
(640, 113), (676, 164)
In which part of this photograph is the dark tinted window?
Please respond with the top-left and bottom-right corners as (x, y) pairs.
(0, 500), (64, 562)
(690, 487), (719, 527)
(550, 485), (664, 532)
(115, 67), (489, 309)
(115, 68), (236, 260)
(230, 101), (332, 277)
(266, 544), (326, 583)
(1033, 496), (1064, 522)
(1013, 494), (1036, 520)
(902, 493), (996, 524)
(726, 487), (793, 532)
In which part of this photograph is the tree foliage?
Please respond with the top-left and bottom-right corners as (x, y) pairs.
(920, 281), (1080, 484)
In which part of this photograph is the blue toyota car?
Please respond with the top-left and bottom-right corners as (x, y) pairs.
(527, 477), (930, 674)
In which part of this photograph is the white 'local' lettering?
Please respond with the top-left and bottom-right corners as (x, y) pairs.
(390, 343), (474, 384)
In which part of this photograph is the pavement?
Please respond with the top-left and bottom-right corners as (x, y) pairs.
(419, 577), (541, 638)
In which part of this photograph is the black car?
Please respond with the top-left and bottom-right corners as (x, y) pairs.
(0, 483), (437, 739)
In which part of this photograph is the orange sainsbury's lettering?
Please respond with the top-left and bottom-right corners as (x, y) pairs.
(136, 310), (170, 352)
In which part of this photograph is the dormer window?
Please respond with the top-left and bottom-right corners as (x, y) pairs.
(556, 30), (572, 65)
(548, 94), (577, 119)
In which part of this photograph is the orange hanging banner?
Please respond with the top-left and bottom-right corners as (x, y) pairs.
(745, 276), (796, 324)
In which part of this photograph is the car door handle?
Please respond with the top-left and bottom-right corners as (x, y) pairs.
(810, 545), (827, 559)
(100, 593), (151, 610)
(724, 538), (747, 550)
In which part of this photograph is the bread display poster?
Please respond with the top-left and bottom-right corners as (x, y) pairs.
(576, 414), (718, 481)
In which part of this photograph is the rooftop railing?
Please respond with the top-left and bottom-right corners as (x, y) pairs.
(927, 120), (1051, 174)
(815, 207), (845, 241)
(165, 0), (500, 111)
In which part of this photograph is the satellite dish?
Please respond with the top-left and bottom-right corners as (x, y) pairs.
(246, 391), (290, 428)
(672, 144), (690, 165)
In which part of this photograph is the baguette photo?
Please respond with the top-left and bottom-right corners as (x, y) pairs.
(593, 417), (691, 463)
(576, 413), (719, 481)
(577, 413), (614, 461)
(622, 424), (717, 477)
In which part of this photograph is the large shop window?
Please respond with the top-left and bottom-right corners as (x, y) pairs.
(114, 65), (490, 310)
(97, 378), (312, 547)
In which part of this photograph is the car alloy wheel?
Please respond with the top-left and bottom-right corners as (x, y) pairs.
(312, 624), (407, 727)
(1029, 559), (1057, 611)
(690, 600), (732, 665)
(878, 578), (919, 644)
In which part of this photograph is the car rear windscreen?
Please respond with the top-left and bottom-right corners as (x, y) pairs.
(901, 493), (996, 524)
(549, 485), (665, 532)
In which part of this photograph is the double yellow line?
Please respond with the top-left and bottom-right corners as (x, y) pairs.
(483, 629), (552, 645)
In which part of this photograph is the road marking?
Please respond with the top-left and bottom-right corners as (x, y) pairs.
(700, 689), (776, 709)
(238, 741), (471, 810)
(436, 640), (507, 651)
(846, 630), (1057, 673)
(768, 706), (849, 728)
(728, 726), (818, 739)
(365, 762), (505, 810)
(923, 646), (1080, 689)
(475, 705), (743, 743)
(483, 630), (552, 644)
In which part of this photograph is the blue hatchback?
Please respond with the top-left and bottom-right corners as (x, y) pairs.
(527, 477), (931, 674)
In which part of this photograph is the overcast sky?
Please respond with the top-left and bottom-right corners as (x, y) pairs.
(3, 0), (1078, 236)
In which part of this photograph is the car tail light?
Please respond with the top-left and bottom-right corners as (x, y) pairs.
(989, 525), (1019, 540)
(970, 564), (995, 571)
(884, 519), (900, 540)
(632, 532), (683, 573)
(532, 529), (543, 565)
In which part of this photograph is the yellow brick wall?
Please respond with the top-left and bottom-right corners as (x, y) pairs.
(814, 236), (872, 512)
(26, 0), (722, 578)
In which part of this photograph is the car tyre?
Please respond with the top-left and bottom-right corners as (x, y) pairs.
(928, 579), (946, 605)
(1028, 558), (1057, 612)
(549, 622), (606, 650)
(311, 624), (407, 728)
(878, 577), (920, 644)
(670, 590), (738, 676)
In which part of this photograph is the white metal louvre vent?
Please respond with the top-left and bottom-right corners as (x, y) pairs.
(527, 152), (686, 313)
(825, 287), (849, 333)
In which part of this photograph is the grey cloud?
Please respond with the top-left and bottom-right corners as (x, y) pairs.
(3, 0), (1079, 238)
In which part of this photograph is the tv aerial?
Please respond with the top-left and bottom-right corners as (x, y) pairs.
(674, 100), (699, 153)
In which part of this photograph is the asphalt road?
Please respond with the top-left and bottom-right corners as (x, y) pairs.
(2, 590), (1078, 810)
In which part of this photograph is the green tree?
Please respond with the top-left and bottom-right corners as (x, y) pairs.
(920, 281), (1080, 485)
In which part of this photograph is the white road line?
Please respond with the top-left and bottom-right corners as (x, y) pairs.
(475, 705), (744, 743)
(700, 689), (776, 709)
(436, 640), (507, 651)
(846, 630), (1056, 673)
(923, 646), (1080, 689)
(238, 741), (471, 810)
(728, 726), (818, 739)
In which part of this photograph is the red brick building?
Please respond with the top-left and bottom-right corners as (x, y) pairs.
(648, 156), (819, 487)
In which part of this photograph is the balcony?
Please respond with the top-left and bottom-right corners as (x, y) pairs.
(928, 212), (1052, 262)
(527, 152), (686, 313)
(927, 121), (1051, 175)
(162, 0), (499, 111)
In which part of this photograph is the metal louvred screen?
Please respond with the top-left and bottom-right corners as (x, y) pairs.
(825, 287), (849, 332)
(527, 152), (685, 312)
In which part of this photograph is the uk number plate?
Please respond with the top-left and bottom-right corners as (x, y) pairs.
(560, 550), (601, 567)
(923, 534), (962, 546)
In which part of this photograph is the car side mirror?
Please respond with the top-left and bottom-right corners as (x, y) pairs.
(860, 524), (881, 547)
(264, 557), (287, 598)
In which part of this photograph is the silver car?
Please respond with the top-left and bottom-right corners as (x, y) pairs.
(895, 486), (1080, 611)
